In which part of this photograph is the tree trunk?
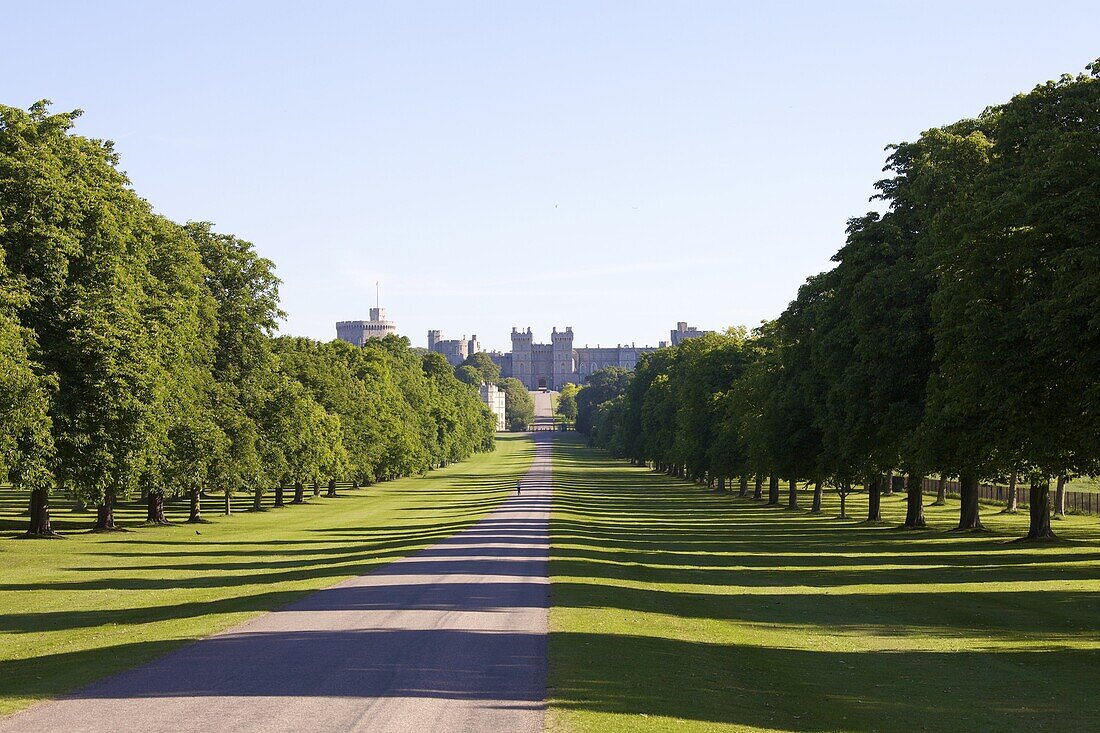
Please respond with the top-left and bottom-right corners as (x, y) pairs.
(739, 475), (749, 497)
(883, 469), (894, 497)
(838, 485), (849, 519)
(955, 472), (984, 530)
(312, 480), (321, 497)
(24, 488), (62, 538)
(224, 490), (232, 516)
(767, 475), (779, 505)
(252, 490), (264, 511)
(292, 481), (305, 504)
(753, 475), (763, 500)
(1022, 478), (1056, 541)
(93, 487), (122, 531)
(187, 488), (204, 523)
(1053, 475), (1067, 518)
(327, 479), (337, 498)
(811, 480), (823, 514)
(146, 489), (170, 525)
(717, 476), (726, 492)
(1003, 471), (1019, 513)
(865, 475), (883, 523)
(901, 472), (926, 529)
(787, 477), (799, 510)
(274, 485), (285, 508)
(933, 476), (947, 505)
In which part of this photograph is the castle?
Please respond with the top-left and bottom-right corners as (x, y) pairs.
(335, 306), (397, 346)
(427, 331), (480, 366)
(334, 304), (711, 392)
(428, 326), (663, 391)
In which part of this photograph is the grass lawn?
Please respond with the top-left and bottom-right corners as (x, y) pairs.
(1067, 476), (1100, 493)
(548, 435), (1100, 733)
(0, 433), (533, 717)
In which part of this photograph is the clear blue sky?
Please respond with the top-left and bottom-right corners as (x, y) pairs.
(5, 2), (1098, 351)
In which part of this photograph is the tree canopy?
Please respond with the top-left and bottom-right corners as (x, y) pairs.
(581, 61), (1100, 542)
(0, 101), (495, 535)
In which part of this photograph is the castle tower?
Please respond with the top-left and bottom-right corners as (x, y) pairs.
(428, 330), (441, 350)
(551, 326), (575, 390)
(511, 327), (534, 389)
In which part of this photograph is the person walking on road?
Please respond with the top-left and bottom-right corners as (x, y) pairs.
(516, 479), (522, 495)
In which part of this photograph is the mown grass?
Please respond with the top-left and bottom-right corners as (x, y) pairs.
(548, 435), (1100, 733)
(0, 434), (534, 717)
(1067, 475), (1100, 493)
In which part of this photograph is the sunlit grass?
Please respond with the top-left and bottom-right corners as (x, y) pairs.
(0, 434), (534, 717)
(548, 436), (1100, 733)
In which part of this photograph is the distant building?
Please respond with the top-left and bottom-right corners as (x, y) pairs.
(479, 382), (507, 431)
(421, 322), (703, 391)
(574, 343), (654, 380)
(507, 326), (658, 390)
(510, 326), (579, 392)
(336, 306), (397, 346)
(670, 321), (713, 346)
(486, 350), (512, 378)
(428, 330), (482, 367)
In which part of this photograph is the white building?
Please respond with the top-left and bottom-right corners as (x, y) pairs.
(336, 306), (398, 346)
(479, 382), (507, 432)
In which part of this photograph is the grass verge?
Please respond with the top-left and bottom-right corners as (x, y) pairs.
(0, 434), (533, 717)
(548, 435), (1100, 733)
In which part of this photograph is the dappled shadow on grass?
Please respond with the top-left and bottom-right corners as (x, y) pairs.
(550, 631), (1095, 732)
(0, 589), (311, 635)
(549, 440), (1100, 732)
(550, 581), (1100, 640)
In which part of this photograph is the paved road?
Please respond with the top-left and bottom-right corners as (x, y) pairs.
(1, 435), (553, 733)
(530, 389), (555, 431)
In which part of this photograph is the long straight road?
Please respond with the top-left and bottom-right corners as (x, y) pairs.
(0, 434), (553, 733)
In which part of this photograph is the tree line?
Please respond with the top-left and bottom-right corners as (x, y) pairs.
(581, 61), (1100, 542)
(0, 102), (496, 537)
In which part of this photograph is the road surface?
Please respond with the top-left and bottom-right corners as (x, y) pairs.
(0, 434), (553, 733)
(531, 389), (555, 431)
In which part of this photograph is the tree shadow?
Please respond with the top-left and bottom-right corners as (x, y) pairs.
(549, 440), (1100, 731)
(0, 436), (551, 720)
(549, 631), (1093, 732)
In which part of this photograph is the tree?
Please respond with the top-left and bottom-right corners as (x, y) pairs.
(498, 377), (534, 431)
(0, 252), (56, 536)
(455, 364), (481, 386)
(0, 103), (172, 530)
(670, 331), (749, 485)
(187, 222), (282, 510)
(461, 352), (501, 385)
(576, 367), (630, 436)
(556, 383), (579, 421)
(929, 63), (1100, 539)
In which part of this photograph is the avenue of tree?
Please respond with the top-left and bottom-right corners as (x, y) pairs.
(0, 102), (496, 537)
(579, 62), (1100, 542)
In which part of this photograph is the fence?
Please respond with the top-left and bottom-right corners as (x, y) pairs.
(915, 476), (1099, 515)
